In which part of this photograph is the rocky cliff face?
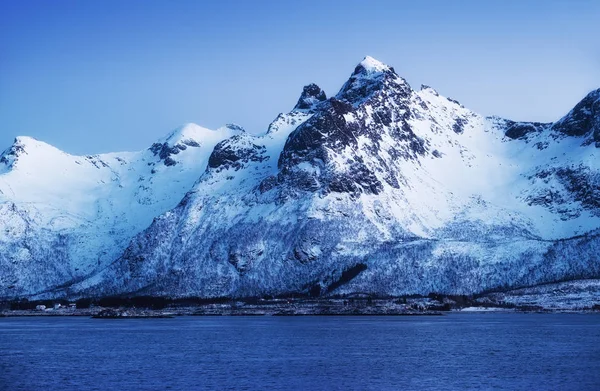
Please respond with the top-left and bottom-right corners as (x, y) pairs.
(2, 56), (600, 300)
(551, 89), (600, 146)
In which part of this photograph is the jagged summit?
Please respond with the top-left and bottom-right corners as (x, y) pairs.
(357, 55), (391, 74)
(0, 136), (67, 171)
(347, 56), (396, 80)
(336, 56), (409, 105)
(7, 136), (57, 152)
(150, 123), (242, 166)
(294, 83), (327, 111)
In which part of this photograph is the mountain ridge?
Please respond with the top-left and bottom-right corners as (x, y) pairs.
(1, 56), (599, 301)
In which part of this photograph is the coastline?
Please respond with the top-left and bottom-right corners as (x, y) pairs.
(2, 297), (599, 318)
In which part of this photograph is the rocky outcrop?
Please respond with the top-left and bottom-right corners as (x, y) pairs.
(208, 134), (268, 172)
(294, 83), (327, 110)
(552, 89), (600, 146)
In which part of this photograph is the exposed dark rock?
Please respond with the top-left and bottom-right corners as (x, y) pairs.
(0, 140), (25, 166)
(208, 135), (268, 172)
(275, 98), (386, 197)
(270, 61), (427, 198)
(337, 61), (410, 105)
(225, 124), (245, 133)
(552, 89), (600, 145)
(182, 139), (200, 147)
(504, 120), (549, 140)
(526, 165), (600, 217)
(420, 85), (439, 96)
(452, 117), (468, 134)
(258, 175), (278, 193)
(447, 97), (462, 107)
(556, 166), (600, 212)
(328, 164), (383, 195)
(294, 83), (327, 110)
(149, 139), (200, 166)
(163, 157), (177, 166)
(150, 142), (184, 165)
(86, 156), (110, 169)
(278, 99), (355, 170)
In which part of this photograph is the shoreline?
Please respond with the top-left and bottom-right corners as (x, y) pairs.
(2, 297), (599, 318)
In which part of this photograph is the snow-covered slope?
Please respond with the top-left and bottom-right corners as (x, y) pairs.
(0, 123), (241, 298)
(61, 56), (600, 300)
(3, 56), (600, 300)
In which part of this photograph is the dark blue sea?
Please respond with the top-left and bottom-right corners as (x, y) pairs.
(1, 313), (599, 391)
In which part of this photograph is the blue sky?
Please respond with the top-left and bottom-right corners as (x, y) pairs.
(1, 0), (599, 154)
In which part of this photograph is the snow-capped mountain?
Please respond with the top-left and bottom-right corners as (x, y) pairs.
(0, 123), (241, 298)
(2, 56), (600, 300)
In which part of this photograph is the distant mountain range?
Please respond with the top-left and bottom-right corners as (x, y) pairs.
(1, 56), (599, 300)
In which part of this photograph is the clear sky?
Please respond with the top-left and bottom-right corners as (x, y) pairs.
(1, 0), (599, 154)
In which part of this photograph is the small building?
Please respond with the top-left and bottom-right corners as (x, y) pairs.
(35, 305), (46, 311)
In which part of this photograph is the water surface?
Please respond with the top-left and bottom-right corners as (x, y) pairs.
(1, 313), (599, 390)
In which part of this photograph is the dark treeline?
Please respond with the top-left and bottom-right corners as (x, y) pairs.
(0, 292), (481, 312)
(1, 296), (233, 311)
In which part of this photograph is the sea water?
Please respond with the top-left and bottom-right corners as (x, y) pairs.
(1, 313), (599, 391)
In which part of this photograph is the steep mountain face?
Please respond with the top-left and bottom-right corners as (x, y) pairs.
(551, 88), (600, 145)
(2, 56), (600, 300)
(0, 124), (240, 298)
(63, 57), (600, 300)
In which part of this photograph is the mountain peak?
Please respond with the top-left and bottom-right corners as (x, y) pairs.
(336, 56), (409, 105)
(162, 123), (205, 144)
(160, 123), (241, 148)
(5, 135), (61, 156)
(150, 123), (242, 166)
(357, 56), (390, 74)
(13, 136), (55, 149)
(0, 136), (66, 171)
(294, 83), (327, 111)
(551, 87), (600, 145)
